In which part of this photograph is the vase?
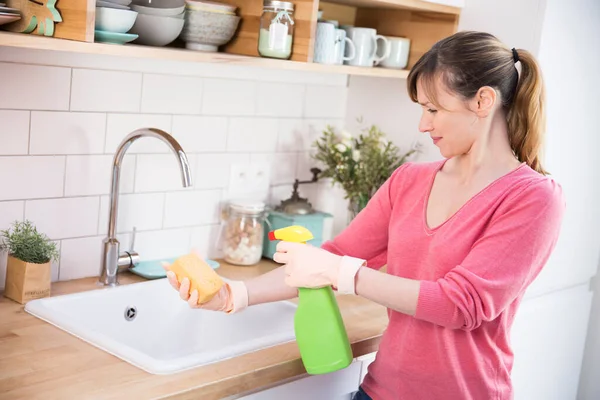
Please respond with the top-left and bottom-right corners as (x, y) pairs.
(3, 255), (51, 304)
(347, 198), (362, 224)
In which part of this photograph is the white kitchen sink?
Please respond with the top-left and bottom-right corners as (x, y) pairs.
(24, 278), (297, 374)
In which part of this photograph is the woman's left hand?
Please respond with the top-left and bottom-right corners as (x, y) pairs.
(273, 241), (342, 289)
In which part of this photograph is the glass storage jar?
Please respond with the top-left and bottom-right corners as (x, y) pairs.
(258, 1), (295, 60)
(220, 200), (268, 266)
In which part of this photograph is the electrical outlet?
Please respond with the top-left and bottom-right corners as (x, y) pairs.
(226, 162), (271, 200)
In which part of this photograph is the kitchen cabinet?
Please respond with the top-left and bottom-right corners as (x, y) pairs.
(237, 359), (362, 400)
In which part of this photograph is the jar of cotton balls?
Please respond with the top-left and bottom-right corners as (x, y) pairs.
(220, 200), (268, 266)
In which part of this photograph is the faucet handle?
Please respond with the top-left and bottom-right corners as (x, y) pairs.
(117, 227), (140, 269)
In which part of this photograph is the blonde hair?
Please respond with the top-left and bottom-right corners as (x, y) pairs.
(407, 31), (548, 174)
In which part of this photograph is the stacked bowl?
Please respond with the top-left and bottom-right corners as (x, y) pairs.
(181, 0), (240, 52)
(95, 0), (139, 44)
(129, 0), (185, 46)
(0, 3), (21, 27)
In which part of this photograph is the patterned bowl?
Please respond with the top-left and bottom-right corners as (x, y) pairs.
(181, 8), (240, 52)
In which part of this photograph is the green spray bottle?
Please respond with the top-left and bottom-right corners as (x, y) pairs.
(268, 225), (353, 375)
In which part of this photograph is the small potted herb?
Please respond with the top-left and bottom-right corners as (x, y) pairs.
(1, 220), (59, 304)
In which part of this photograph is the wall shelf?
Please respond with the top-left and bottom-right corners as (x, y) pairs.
(0, 32), (410, 79)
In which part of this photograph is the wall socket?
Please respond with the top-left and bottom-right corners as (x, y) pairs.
(226, 162), (271, 201)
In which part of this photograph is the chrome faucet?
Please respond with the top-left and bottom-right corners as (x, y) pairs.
(99, 128), (192, 286)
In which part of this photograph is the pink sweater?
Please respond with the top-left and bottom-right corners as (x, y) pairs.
(321, 160), (565, 400)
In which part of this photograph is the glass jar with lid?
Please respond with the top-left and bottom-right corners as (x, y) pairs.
(258, 1), (295, 60)
(219, 200), (268, 266)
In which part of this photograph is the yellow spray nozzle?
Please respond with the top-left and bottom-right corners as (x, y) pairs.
(268, 225), (314, 243)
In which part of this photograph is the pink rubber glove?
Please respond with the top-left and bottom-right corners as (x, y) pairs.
(161, 261), (248, 313)
(273, 241), (366, 294)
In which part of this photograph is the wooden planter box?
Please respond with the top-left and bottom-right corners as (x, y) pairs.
(3, 255), (51, 304)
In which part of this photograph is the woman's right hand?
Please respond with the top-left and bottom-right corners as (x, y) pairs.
(163, 263), (233, 312)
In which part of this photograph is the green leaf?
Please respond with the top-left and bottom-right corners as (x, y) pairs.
(0, 220), (59, 264)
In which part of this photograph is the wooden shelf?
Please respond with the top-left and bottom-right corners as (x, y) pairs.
(324, 0), (461, 14)
(0, 31), (410, 79)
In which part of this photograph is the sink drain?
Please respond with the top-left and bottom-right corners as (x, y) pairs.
(124, 306), (137, 321)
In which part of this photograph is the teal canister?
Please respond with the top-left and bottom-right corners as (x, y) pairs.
(262, 210), (333, 259)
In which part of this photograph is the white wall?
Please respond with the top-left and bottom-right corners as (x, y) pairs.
(0, 47), (350, 287)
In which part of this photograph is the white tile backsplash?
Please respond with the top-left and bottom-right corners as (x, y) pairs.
(227, 118), (279, 152)
(25, 197), (100, 239)
(0, 201), (24, 230)
(164, 189), (221, 228)
(305, 86), (347, 118)
(30, 112), (107, 155)
(59, 236), (103, 281)
(202, 78), (256, 116)
(105, 113), (173, 154)
(71, 69), (142, 112)
(0, 62), (71, 110)
(64, 154), (135, 196)
(0, 156), (65, 201)
(141, 74), (203, 115)
(98, 192), (165, 234)
(0, 110), (29, 155)
(257, 83), (305, 117)
(0, 51), (349, 282)
(135, 154), (197, 192)
(171, 116), (228, 153)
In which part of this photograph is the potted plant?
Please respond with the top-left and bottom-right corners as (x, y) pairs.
(1, 220), (59, 304)
(312, 122), (420, 221)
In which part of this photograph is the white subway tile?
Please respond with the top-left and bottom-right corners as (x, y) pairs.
(141, 74), (203, 115)
(0, 156), (64, 201)
(0, 201), (24, 230)
(305, 119), (344, 150)
(195, 153), (249, 189)
(256, 82), (305, 117)
(278, 118), (306, 152)
(164, 189), (221, 228)
(305, 86), (347, 118)
(0, 63), (71, 110)
(64, 155), (135, 197)
(135, 154), (197, 192)
(29, 112), (106, 155)
(227, 118), (278, 152)
(190, 224), (221, 259)
(296, 150), (318, 181)
(202, 79), (256, 116)
(105, 114), (173, 154)
(251, 152), (297, 185)
(71, 69), (142, 112)
(59, 236), (103, 281)
(97, 192), (165, 234)
(134, 228), (192, 261)
(25, 197), (99, 239)
(171, 116), (227, 153)
(0, 111), (29, 155)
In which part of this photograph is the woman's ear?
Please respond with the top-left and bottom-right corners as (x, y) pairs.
(469, 86), (497, 118)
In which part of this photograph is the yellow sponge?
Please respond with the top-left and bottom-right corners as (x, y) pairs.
(168, 253), (224, 304)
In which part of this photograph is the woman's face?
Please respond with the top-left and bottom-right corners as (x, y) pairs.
(416, 77), (482, 159)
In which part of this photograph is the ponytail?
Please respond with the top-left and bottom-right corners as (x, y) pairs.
(507, 49), (548, 174)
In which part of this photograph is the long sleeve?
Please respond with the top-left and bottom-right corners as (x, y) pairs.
(320, 163), (410, 270)
(415, 178), (566, 330)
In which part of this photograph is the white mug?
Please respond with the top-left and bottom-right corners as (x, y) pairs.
(342, 27), (390, 67)
(314, 22), (355, 65)
(333, 28), (355, 65)
(379, 36), (410, 69)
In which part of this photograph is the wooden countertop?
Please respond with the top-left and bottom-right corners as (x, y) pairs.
(0, 258), (388, 400)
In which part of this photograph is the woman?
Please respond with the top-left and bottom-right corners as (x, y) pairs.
(164, 31), (565, 400)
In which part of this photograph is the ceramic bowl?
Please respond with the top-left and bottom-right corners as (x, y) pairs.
(129, 13), (184, 46)
(181, 8), (240, 52)
(185, 0), (236, 14)
(95, 7), (138, 33)
(131, 0), (184, 9)
(130, 4), (184, 16)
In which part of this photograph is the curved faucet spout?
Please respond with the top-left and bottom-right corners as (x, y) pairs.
(100, 128), (192, 286)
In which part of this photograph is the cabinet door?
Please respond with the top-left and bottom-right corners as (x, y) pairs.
(511, 284), (592, 400)
(238, 361), (362, 400)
